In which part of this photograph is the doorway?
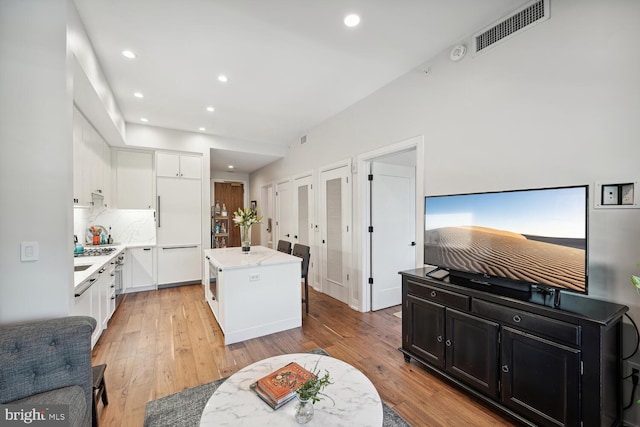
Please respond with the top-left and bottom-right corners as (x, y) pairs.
(213, 182), (244, 247)
(358, 136), (424, 312)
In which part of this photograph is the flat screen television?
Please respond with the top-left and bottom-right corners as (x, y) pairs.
(424, 185), (588, 297)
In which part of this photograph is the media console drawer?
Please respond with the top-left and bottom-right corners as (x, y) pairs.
(473, 299), (581, 347)
(407, 280), (469, 311)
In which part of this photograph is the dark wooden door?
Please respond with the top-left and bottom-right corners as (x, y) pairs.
(214, 182), (244, 247)
(445, 309), (500, 398)
(501, 326), (581, 427)
(405, 294), (445, 369)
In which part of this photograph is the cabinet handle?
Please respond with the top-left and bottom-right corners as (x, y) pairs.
(502, 365), (510, 373)
(445, 339), (452, 347)
(98, 268), (106, 274)
(162, 246), (198, 250)
(430, 291), (437, 298)
(513, 315), (522, 323)
(143, 248), (151, 251)
(111, 296), (115, 300)
(437, 336), (443, 343)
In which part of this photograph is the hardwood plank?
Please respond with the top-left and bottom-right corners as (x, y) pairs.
(92, 284), (516, 427)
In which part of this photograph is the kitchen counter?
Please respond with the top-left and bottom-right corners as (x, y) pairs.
(74, 245), (125, 291)
(204, 246), (302, 344)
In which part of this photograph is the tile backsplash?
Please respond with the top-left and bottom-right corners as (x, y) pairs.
(74, 207), (156, 246)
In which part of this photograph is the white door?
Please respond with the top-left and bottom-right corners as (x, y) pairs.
(276, 179), (293, 246)
(320, 165), (351, 304)
(294, 175), (315, 284)
(370, 162), (416, 310)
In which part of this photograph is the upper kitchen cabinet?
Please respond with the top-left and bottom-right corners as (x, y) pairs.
(73, 107), (111, 207)
(113, 149), (154, 209)
(156, 152), (201, 179)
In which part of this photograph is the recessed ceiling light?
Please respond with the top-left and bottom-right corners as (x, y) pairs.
(218, 75), (228, 83)
(228, 165), (234, 169)
(206, 106), (215, 112)
(199, 127), (206, 131)
(122, 50), (136, 59)
(344, 14), (361, 27)
(134, 92), (144, 98)
(140, 117), (148, 122)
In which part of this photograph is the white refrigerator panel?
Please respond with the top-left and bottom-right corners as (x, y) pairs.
(157, 177), (202, 245)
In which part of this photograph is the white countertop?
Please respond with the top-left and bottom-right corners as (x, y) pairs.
(204, 246), (301, 270)
(74, 245), (125, 289)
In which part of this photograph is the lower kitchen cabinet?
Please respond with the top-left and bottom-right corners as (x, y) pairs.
(400, 269), (627, 427)
(157, 245), (201, 286)
(127, 247), (155, 291)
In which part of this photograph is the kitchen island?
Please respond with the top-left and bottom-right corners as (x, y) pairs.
(203, 246), (302, 345)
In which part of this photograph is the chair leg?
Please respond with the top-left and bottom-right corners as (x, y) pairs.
(304, 277), (309, 314)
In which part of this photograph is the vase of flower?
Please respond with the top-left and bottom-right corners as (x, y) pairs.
(240, 224), (251, 253)
(294, 362), (333, 424)
(294, 396), (314, 424)
(233, 207), (262, 254)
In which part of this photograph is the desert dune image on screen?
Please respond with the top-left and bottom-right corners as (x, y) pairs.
(424, 187), (587, 292)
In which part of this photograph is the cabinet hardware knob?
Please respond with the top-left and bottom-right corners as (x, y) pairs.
(430, 291), (437, 298)
(445, 339), (452, 347)
(437, 336), (443, 343)
(111, 297), (115, 300)
(513, 315), (522, 323)
(502, 365), (509, 373)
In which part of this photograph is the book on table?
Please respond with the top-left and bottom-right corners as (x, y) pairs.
(250, 362), (315, 410)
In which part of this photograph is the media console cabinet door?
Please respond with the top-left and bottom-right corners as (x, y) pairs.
(500, 327), (581, 426)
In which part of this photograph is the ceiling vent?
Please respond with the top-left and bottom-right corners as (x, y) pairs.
(473, 0), (549, 55)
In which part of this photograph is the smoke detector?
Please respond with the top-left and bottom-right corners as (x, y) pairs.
(449, 44), (467, 62)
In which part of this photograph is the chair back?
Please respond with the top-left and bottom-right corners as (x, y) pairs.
(292, 244), (310, 278)
(277, 240), (292, 254)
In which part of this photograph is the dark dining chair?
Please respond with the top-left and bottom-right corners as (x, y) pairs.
(277, 240), (292, 254)
(292, 244), (311, 314)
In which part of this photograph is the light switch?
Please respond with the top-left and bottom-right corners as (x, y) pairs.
(622, 183), (635, 205)
(21, 241), (39, 261)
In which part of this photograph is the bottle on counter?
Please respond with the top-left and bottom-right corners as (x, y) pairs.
(221, 203), (227, 217)
(214, 200), (221, 216)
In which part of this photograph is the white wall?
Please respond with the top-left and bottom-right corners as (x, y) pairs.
(0, 0), (74, 322)
(250, 0), (640, 355)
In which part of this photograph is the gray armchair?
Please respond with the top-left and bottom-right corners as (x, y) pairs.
(0, 316), (96, 427)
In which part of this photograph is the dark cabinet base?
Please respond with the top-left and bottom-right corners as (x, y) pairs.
(400, 269), (627, 427)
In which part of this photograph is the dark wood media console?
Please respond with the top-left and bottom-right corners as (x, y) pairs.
(400, 268), (628, 427)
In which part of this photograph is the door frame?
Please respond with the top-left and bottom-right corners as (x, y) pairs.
(259, 181), (275, 249)
(356, 135), (424, 312)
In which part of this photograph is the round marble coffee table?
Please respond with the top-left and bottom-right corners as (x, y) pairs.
(200, 353), (383, 426)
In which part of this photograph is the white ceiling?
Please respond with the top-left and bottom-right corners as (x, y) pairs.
(73, 0), (529, 173)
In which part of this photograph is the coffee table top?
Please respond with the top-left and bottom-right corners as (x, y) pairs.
(200, 353), (383, 426)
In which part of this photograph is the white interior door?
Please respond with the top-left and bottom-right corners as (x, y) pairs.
(370, 162), (416, 310)
(294, 174), (315, 285)
(276, 179), (293, 245)
(320, 165), (351, 304)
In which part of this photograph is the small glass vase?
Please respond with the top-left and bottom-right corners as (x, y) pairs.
(294, 397), (314, 424)
(240, 225), (251, 253)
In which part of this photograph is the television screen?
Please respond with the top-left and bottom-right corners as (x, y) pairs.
(424, 185), (588, 294)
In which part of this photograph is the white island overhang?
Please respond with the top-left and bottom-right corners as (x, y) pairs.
(204, 246), (302, 345)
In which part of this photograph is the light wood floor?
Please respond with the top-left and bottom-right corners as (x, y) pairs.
(91, 284), (515, 427)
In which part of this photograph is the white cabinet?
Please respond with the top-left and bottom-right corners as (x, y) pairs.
(127, 247), (155, 290)
(114, 150), (154, 209)
(157, 245), (201, 285)
(156, 152), (201, 179)
(157, 177), (202, 245)
(72, 106), (111, 207)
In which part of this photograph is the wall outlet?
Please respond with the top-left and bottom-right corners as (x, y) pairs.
(249, 272), (260, 282)
(625, 361), (640, 378)
(602, 185), (619, 205)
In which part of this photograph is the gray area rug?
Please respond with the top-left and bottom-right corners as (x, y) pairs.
(144, 349), (411, 427)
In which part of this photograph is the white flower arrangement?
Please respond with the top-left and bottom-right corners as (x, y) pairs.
(232, 207), (262, 227)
